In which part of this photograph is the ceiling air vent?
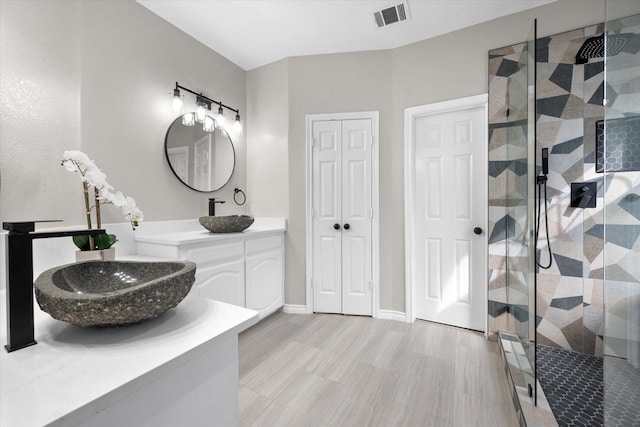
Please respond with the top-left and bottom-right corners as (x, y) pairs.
(373, 1), (409, 28)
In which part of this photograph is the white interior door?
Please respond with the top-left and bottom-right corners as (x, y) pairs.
(412, 103), (486, 330)
(312, 119), (373, 315)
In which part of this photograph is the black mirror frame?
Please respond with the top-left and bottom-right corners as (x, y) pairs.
(164, 114), (236, 193)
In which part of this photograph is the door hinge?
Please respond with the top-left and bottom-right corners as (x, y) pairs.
(369, 281), (373, 291)
(370, 208), (374, 219)
(312, 138), (318, 148)
(311, 279), (315, 289)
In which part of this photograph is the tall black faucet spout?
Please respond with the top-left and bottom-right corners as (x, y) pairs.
(2, 221), (105, 352)
(208, 198), (226, 216)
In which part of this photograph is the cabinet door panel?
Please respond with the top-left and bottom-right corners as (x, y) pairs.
(196, 259), (245, 307)
(245, 249), (283, 318)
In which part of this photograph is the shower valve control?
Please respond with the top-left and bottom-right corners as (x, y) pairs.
(570, 182), (597, 209)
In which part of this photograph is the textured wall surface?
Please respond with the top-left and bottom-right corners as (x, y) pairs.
(0, 0), (247, 228)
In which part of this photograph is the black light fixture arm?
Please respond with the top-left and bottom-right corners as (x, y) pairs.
(174, 82), (239, 115)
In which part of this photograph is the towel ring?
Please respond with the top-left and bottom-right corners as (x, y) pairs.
(234, 188), (246, 205)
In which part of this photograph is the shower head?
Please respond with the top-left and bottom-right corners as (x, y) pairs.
(575, 33), (633, 64)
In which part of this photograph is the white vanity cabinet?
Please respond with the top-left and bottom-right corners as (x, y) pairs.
(245, 235), (283, 316)
(135, 221), (285, 320)
(197, 258), (246, 307)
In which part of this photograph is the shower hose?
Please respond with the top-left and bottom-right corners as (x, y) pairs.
(535, 176), (553, 269)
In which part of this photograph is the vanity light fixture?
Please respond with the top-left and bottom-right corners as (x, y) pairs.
(171, 82), (242, 133)
(195, 95), (210, 123)
(233, 112), (243, 133)
(172, 88), (183, 112)
(215, 104), (226, 129)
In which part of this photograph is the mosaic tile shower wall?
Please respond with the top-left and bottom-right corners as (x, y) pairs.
(488, 25), (608, 355)
(487, 41), (532, 341)
(602, 14), (640, 364)
(535, 24), (606, 356)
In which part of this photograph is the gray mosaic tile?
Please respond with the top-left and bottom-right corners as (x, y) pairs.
(551, 136), (583, 154)
(538, 95), (571, 118)
(619, 193), (640, 221)
(554, 254), (584, 278)
(550, 296), (583, 310)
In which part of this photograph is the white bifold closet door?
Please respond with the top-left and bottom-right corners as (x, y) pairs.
(312, 119), (373, 316)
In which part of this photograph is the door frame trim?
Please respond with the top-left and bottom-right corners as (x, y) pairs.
(305, 111), (380, 316)
(404, 94), (488, 330)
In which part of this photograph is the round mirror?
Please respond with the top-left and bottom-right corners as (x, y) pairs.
(164, 114), (235, 192)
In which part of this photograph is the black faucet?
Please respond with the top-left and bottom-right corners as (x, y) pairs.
(2, 221), (106, 352)
(208, 198), (225, 216)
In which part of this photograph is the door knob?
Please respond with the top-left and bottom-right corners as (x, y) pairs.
(344, 224), (350, 230)
(473, 227), (483, 235)
(334, 223), (341, 230)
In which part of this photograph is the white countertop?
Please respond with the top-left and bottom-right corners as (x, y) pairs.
(0, 291), (259, 427)
(134, 218), (286, 246)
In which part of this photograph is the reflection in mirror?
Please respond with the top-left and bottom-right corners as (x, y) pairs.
(165, 114), (235, 192)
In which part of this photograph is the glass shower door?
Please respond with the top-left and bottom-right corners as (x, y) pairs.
(504, 18), (537, 401)
(603, 9), (640, 426)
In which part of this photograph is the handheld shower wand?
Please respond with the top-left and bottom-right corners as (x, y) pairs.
(535, 148), (553, 269)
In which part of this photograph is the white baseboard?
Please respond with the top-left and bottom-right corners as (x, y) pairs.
(376, 309), (410, 323)
(282, 304), (310, 314)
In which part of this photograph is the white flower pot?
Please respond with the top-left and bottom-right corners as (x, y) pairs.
(75, 247), (115, 262)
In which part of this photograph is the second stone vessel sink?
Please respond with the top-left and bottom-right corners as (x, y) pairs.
(199, 215), (254, 233)
(34, 260), (196, 327)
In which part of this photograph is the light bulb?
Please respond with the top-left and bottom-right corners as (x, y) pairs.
(196, 104), (206, 123)
(203, 116), (215, 132)
(216, 105), (226, 129)
(182, 112), (195, 126)
(233, 113), (243, 133)
(172, 88), (183, 112)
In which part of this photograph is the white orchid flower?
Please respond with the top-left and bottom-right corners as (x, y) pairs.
(61, 150), (99, 174)
(104, 190), (127, 207)
(62, 150), (143, 231)
(83, 169), (109, 189)
(122, 196), (144, 228)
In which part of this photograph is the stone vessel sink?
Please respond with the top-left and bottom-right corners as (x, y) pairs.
(34, 260), (196, 327)
(199, 215), (254, 233)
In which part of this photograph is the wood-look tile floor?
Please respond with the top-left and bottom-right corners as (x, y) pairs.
(238, 312), (518, 427)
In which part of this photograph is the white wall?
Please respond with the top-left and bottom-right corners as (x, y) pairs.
(246, 58), (289, 218)
(0, 0), (247, 229)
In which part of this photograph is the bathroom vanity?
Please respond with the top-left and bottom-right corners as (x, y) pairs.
(135, 218), (286, 319)
(0, 292), (259, 426)
(0, 218), (285, 426)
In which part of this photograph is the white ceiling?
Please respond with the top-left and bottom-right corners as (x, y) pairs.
(138, 0), (555, 71)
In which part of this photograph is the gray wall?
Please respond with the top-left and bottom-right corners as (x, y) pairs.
(0, 0), (247, 228)
(247, 0), (640, 311)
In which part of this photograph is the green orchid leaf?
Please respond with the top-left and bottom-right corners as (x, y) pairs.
(94, 233), (117, 250)
(72, 235), (90, 251)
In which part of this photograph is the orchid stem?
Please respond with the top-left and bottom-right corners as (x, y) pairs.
(82, 181), (95, 250)
(94, 187), (102, 229)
